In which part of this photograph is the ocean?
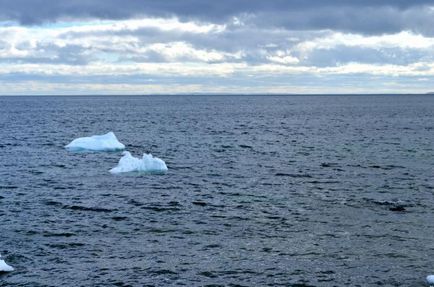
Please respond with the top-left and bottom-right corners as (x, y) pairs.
(1, 95), (434, 286)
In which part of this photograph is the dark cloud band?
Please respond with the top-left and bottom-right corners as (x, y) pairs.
(1, 0), (434, 35)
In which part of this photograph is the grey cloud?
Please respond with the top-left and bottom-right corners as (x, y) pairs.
(1, 0), (434, 35)
(5, 21), (434, 68)
(256, 6), (434, 35)
(301, 46), (434, 67)
(0, 40), (91, 65)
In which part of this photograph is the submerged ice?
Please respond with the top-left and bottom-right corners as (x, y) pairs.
(65, 132), (125, 152)
(0, 255), (13, 272)
(110, 151), (168, 174)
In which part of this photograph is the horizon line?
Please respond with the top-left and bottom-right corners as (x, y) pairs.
(1, 93), (434, 97)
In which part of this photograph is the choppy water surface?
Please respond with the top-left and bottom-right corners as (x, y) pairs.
(1, 95), (434, 286)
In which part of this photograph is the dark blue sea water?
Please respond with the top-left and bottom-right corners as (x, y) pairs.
(1, 95), (434, 286)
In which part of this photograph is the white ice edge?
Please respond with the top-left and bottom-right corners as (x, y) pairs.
(0, 254), (14, 272)
(65, 132), (125, 152)
(110, 151), (168, 174)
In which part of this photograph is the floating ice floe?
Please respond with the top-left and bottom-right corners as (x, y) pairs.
(0, 255), (13, 272)
(110, 151), (168, 174)
(65, 132), (125, 152)
(427, 275), (434, 286)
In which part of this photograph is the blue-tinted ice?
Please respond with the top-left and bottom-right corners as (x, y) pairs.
(65, 132), (125, 152)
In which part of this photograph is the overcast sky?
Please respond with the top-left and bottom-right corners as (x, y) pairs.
(1, 0), (434, 95)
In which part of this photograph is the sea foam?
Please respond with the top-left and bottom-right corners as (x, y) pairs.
(0, 255), (13, 272)
(65, 132), (125, 152)
(110, 151), (168, 174)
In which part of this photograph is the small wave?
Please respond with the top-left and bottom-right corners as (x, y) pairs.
(43, 232), (76, 237)
(368, 164), (404, 170)
(275, 173), (312, 178)
(141, 205), (181, 212)
(47, 242), (85, 249)
(192, 201), (207, 207)
(64, 205), (114, 213)
(239, 144), (253, 149)
(111, 216), (128, 221)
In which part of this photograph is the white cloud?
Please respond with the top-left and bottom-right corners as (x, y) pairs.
(4, 60), (434, 79)
(0, 19), (234, 63)
(40, 17), (226, 34)
(2, 78), (431, 95)
(266, 50), (299, 65)
(0, 81), (207, 95)
(142, 42), (242, 62)
(0, 62), (248, 77)
(296, 31), (434, 54)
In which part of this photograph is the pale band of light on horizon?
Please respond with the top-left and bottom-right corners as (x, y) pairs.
(1, 0), (434, 95)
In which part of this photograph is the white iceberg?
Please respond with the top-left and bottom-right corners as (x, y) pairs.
(0, 255), (13, 272)
(110, 151), (168, 174)
(65, 132), (125, 152)
(427, 275), (434, 286)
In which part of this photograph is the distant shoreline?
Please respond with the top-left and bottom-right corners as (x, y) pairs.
(0, 93), (434, 97)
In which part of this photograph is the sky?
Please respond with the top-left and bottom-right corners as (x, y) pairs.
(1, 0), (434, 95)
